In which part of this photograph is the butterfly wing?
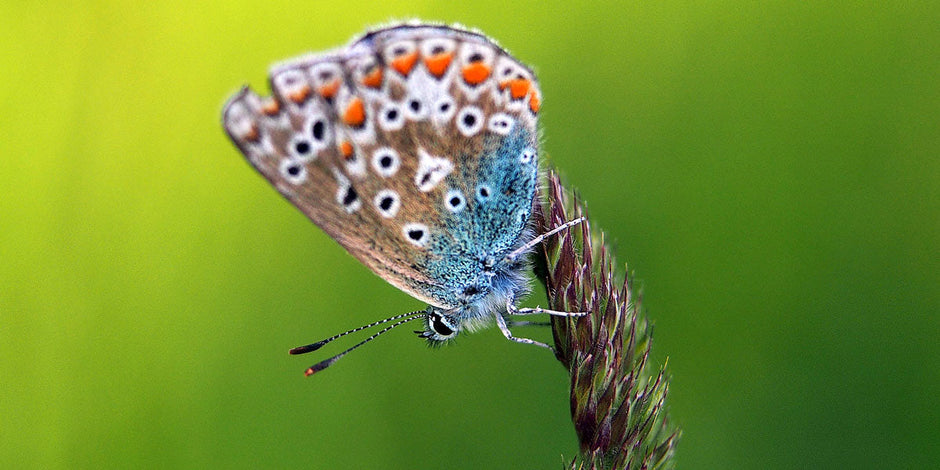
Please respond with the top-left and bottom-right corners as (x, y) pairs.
(222, 25), (542, 309)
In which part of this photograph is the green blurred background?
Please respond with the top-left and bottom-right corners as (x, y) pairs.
(2, 1), (937, 468)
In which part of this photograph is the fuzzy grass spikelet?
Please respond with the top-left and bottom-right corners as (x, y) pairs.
(533, 170), (679, 469)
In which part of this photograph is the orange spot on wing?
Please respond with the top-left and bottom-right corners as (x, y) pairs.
(244, 125), (260, 142)
(508, 78), (532, 99)
(361, 65), (383, 88)
(339, 140), (354, 160)
(317, 78), (341, 99)
(391, 51), (419, 76)
(528, 91), (541, 114)
(287, 85), (312, 104)
(424, 52), (454, 78)
(261, 98), (280, 116)
(462, 63), (491, 86)
(342, 97), (366, 127)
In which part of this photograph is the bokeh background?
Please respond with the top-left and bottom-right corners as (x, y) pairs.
(2, 1), (937, 468)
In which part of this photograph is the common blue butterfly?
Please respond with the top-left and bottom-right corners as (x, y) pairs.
(222, 23), (584, 375)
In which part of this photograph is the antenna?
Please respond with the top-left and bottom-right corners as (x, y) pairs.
(289, 310), (426, 376)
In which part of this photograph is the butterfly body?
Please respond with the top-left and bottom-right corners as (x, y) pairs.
(223, 24), (552, 348)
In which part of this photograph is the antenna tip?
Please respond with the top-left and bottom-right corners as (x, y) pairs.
(305, 358), (334, 376)
(289, 340), (327, 355)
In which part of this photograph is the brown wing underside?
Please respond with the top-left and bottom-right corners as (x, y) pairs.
(222, 25), (541, 306)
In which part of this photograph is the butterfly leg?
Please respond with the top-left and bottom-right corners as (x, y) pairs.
(505, 320), (552, 328)
(494, 311), (554, 351)
(507, 301), (590, 318)
(504, 216), (586, 262)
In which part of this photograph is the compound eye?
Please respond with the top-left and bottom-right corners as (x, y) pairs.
(429, 313), (455, 337)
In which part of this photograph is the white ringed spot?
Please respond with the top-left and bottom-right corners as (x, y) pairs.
(487, 113), (515, 135)
(456, 106), (484, 137)
(444, 189), (466, 213)
(377, 102), (406, 131)
(373, 189), (401, 219)
(279, 159), (307, 185)
(402, 222), (430, 247)
(520, 147), (537, 164)
(372, 147), (401, 178)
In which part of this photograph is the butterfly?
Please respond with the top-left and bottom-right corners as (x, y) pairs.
(222, 23), (585, 375)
